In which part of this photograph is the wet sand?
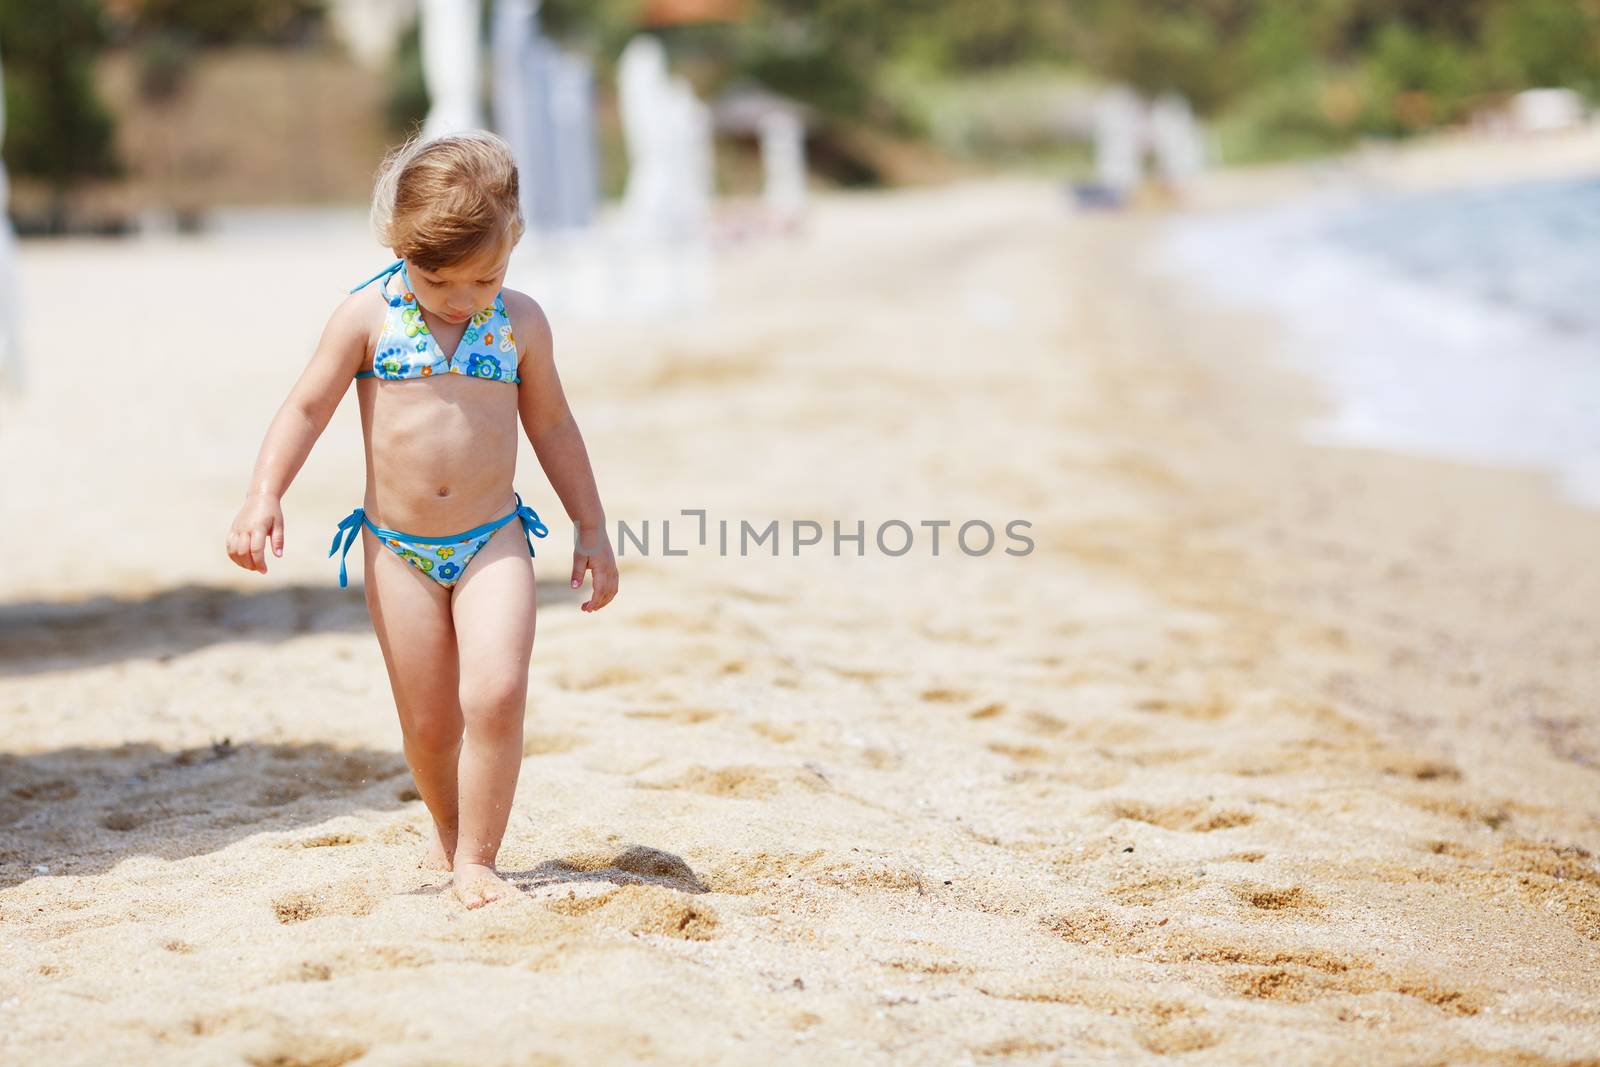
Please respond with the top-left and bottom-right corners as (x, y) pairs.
(2, 162), (1598, 1064)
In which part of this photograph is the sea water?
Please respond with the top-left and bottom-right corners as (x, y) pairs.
(1164, 175), (1600, 507)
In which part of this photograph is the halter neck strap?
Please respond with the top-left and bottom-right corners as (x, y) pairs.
(349, 258), (407, 298)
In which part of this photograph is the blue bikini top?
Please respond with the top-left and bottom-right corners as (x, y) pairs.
(349, 259), (520, 385)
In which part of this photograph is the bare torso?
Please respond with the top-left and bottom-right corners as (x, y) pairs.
(353, 287), (523, 534)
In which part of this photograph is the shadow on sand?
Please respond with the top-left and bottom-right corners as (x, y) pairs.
(0, 583), (371, 677)
(0, 742), (713, 899)
(397, 845), (712, 900)
(0, 577), (583, 677)
(0, 739), (417, 891)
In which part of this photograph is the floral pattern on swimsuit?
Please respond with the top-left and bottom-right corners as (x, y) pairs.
(351, 259), (521, 385)
(379, 530), (494, 586)
(327, 494), (551, 590)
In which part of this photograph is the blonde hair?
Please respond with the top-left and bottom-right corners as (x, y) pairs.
(370, 130), (525, 271)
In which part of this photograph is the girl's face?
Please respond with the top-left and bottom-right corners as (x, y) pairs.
(406, 247), (510, 324)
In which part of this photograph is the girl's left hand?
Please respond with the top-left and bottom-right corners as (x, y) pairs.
(571, 527), (619, 612)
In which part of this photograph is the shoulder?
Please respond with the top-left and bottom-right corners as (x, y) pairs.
(501, 288), (553, 359)
(325, 286), (387, 348)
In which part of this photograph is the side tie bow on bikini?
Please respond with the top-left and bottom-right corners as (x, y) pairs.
(327, 494), (551, 589)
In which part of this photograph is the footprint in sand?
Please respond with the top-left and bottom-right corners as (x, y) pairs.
(248, 749), (406, 808)
(555, 883), (720, 940)
(1040, 904), (1167, 949)
(749, 721), (800, 744)
(100, 810), (151, 832)
(1021, 710), (1067, 735)
(243, 1037), (368, 1067)
(971, 1037), (1062, 1059)
(281, 831), (363, 850)
(253, 782), (311, 808)
(1231, 883), (1321, 913)
(1214, 955), (1482, 1016)
(9, 778), (77, 802)
(1135, 695), (1233, 721)
(1106, 799), (1256, 833)
(521, 730), (585, 756)
(556, 664), (648, 691)
(521, 845), (709, 896)
(1494, 838), (1600, 942)
(977, 979), (1215, 1053)
(515, 846), (718, 937)
(708, 848), (827, 895)
(270, 879), (378, 924)
(986, 741), (1050, 763)
(1110, 871), (1203, 906)
(635, 763), (829, 800)
(622, 707), (722, 726)
(284, 943), (433, 984)
(1379, 755), (1462, 781)
(1405, 793), (1513, 830)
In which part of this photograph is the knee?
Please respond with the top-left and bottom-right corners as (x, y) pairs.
(406, 710), (463, 753)
(459, 671), (528, 732)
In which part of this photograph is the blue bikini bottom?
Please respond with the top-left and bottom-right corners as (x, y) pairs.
(328, 493), (551, 589)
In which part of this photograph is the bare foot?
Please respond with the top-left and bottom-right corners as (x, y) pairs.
(452, 862), (515, 909)
(418, 837), (453, 873)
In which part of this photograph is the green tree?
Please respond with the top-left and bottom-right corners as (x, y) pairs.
(1482, 0), (1600, 94)
(0, 0), (120, 229)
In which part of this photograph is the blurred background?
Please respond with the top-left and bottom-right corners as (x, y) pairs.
(4, 0), (1599, 234)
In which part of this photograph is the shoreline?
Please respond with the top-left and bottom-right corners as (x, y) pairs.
(1163, 133), (1600, 512)
(1185, 122), (1600, 212)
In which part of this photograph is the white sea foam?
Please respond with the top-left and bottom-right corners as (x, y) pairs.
(1164, 177), (1600, 507)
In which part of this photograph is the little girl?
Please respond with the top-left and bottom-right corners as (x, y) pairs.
(225, 131), (618, 909)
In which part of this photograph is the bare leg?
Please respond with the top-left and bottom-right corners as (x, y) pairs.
(448, 517), (538, 908)
(363, 526), (463, 872)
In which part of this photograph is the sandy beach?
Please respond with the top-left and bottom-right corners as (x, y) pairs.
(2, 156), (1599, 1064)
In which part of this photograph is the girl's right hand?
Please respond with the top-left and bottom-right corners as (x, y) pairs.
(227, 493), (285, 574)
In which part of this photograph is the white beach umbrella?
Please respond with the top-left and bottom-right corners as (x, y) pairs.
(420, 0), (483, 140)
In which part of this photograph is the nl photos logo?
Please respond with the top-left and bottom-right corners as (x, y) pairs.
(575, 510), (1035, 558)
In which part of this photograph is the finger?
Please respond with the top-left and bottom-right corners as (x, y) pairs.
(570, 554), (586, 590)
(249, 528), (267, 573)
(272, 516), (285, 557)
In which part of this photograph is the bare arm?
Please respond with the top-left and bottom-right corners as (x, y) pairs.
(508, 291), (618, 612)
(225, 292), (372, 574)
